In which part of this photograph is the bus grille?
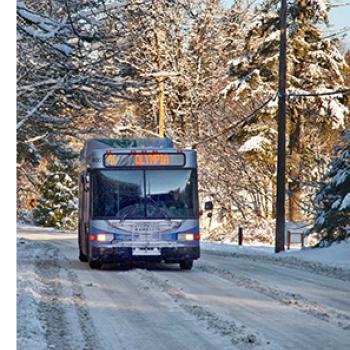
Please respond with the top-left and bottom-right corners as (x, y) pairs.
(132, 232), (160, 242)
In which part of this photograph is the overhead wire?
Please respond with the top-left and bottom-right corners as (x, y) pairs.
(191, 92), (278, 148)
(288, 88), (350, 97)
(192, 85), (350, 148)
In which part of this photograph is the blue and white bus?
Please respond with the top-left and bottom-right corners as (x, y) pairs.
(78, 138), (200, 270)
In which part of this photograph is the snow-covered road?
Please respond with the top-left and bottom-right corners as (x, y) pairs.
(17, 226), (350, 350)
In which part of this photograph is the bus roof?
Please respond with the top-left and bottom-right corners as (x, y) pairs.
(79, 138), (197, 170)
(81, 138), (174, 159)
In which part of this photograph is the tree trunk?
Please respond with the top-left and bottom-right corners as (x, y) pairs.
(270, 178), (276, 219)
(263, 179), (272, 219)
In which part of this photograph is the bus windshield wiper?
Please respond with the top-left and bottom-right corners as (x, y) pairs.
(120, 206), (138, 221)
(156, 206), (171, 220)
(147, 195), (171, 220)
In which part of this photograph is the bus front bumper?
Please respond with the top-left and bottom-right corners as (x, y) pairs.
(90, 241), (200, 263)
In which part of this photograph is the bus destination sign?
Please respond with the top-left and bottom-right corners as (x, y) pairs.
(104, 153), (185, 167)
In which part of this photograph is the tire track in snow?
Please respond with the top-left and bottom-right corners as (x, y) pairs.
(54, 243), (104, 350)
(65, 267), (104, 350)
(34, 246), (74, 350)
(135, 269), (275, 350)
(34, 242), (103, 350)
(37, 234), (105, 350)
(197, 263), (350, 331)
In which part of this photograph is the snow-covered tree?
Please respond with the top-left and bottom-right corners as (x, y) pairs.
(33, 160), (78, 230)
(221, 0), (349, 222)
(17, 0), (349, 244)
(114, 0), (228, 142)
(314, 128), (350, 243)
(16, 0), (137, 209)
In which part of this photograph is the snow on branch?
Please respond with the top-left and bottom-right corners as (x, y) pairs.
(288, 88), (350, 97)
(238, 135), (271, 153)
(16, 76), (66, 131)
(17, 1), (70, 40)
(192, 93), (278, 148)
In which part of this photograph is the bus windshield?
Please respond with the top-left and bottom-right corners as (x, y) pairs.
(92, 169), (198, 219)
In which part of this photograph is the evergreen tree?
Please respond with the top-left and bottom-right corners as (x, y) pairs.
(314, 128), (350, 244)
(33, 160), (78, 230)
(222, 0), (349, 221)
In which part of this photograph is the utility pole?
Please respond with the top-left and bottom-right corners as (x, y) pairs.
(275, 0), (288, 253)
(146, 71), (179, 138)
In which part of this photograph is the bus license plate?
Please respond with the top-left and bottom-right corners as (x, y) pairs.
(132, 248), (161, 256)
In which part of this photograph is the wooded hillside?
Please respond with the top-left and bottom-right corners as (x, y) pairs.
(17, 0), (350, 243)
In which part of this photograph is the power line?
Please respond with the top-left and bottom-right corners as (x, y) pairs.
(193, 86), (349, 149)
(288, 88), (350, 97)
(191, 93), (277, 148)
(192, 86), (349, 149)
(330, 3), (350, 8)
(227, 93), (278, 141)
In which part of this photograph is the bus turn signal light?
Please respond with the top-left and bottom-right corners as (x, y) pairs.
(89, 234), (114, 242)
(96, 233), (114, 242)
(178, 233), (200, 241)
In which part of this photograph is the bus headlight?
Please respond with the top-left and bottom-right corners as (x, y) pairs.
(96, 233), (114, 242)
(178, 233), (200, 241)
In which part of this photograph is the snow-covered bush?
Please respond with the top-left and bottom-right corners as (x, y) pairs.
(33, 161), (78, 230)
(314, 128), (350, 243)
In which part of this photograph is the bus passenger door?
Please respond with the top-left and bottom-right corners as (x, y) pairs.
(83, 173), (91, 255)
(79, 173), (90, 257)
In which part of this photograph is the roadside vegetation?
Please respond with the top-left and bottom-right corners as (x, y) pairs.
(17, 0), (350, 245)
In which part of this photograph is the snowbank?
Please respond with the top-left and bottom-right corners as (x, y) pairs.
(285, 238), (350, 269)
(17, 238), (47, 350)
(202, 238), (350, 271)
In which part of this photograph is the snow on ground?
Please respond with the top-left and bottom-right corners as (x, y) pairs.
(285, 239), (350, 268)
(201, 237), (350, 284)
(202, 238), (350, 271)
(17, 225), (350, 350)
(17, 238), (47, 350)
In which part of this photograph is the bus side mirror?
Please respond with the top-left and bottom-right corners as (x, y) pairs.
(204, 201), (213, 211)
(84, 174), (90, 192)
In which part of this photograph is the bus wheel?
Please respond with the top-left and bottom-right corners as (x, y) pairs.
(180, 260), (193, 270)
(89, 259), (102, 269)
(79, 253), (88, 262)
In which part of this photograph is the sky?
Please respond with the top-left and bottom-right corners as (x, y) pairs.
(327, 3), (350, 48)
(224, 0), (350, 48)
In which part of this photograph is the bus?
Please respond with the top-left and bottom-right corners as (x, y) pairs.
(78, 138), (200, 270)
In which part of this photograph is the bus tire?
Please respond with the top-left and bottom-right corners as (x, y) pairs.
(78, 230), (88, 262)
(180, 260), (193, 270)
(89, 259), (102, 269)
